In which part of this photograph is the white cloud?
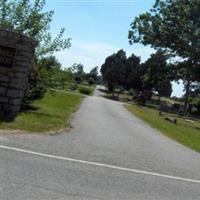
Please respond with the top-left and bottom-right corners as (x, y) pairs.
(54, 41), (183, 97)
(78, 42), (119, 57)
(55, 40), (155, 72)
(126, 44), (155, 62)
(55, 40), (119, 72)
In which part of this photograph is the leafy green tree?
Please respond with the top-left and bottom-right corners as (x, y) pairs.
(38, 55), (61, 70)
(0, 0), (71, 56)
(101, 54), (115, 92)
(190, 83), (200, 99)
(38, 67), (73, 89)
(88, 77), (95, 85)
(0, 0), (71, 103)
(71, 63), (84, 74)
(70, 63), (85, 83)
(101, 50), (127, 96)
(191, 83), (200, 113)
(128, 0), (200, 115)
(88, 66), (98, 81)
(50, 68), (73, 89)
(157, 80), (172, 98)
(173, 60), (199, 114)
(142, 50), (172, 97)
(125, 54), (143, 93)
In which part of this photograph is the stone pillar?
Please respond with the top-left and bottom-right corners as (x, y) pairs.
(0, 29), (37, 120)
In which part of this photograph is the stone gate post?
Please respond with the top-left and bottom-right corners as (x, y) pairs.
(0, 29), (37, 120)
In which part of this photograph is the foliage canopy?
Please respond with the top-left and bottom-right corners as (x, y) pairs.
(0, 0), (71, 56)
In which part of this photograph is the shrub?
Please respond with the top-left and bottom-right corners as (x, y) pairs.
(78, 86), (93, 95)
(24, 65), (46, 104)
(193, 99), (200, 113)
(128, 89), (134, 96)
(74, 76), (83, 84)
(68, 83), (78, 91)
(136, 90), (152, 106)
(25, 80), (46, 101)
(88, 77), (95, 85)
(172, 103), (181, 112)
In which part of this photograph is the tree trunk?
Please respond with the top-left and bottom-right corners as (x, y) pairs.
(157, 95), (161, 105)
(112, 90), (115, 98)
(183, 79), (190, 116)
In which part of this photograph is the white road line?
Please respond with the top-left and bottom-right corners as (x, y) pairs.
(0, 144), (200, 184)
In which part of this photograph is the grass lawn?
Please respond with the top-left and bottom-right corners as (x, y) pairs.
(126, 104), (200, 153)
(0, 90), (83, 132)
(66, 83), (96, 96)
(103, 93), (132, 102)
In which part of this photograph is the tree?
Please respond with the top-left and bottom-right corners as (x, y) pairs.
(173, 60), (199, 114)
(157, 80), (172, 98)
(0, 0), (71, 102)
(125, 54), (154, 105)
(190, 83), (200, 114)
(128, 0), (200, 115)
(125, 54), (143, 93)
(70, 63), (85, 83)
(88, 77), (95, 85)
(38, 66), (73, 89)
(38, 55), (61, 70)
(101, 54), (115, 91)
(101, 53), (115, 92)
(88, 66), (98, 81)
(37, 56), (73, 89)
(101, 50), (127, 96)
(142, 50), (172, 98)
(0, 0), (71, 56)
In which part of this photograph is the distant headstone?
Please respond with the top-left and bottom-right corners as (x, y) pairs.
(0, 29), (37, 120)
(165, 117), (177, 124)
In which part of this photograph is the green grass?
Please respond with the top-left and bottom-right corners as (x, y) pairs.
(103, 93), (132, 102)
(126, 104), (200, 153)
(66, 83), (96, 96)
(0, 90), (83, 132)
(78, 85), (94, 95)
(151, 95), (179, 105)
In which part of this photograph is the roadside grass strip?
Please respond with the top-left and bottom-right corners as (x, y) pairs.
(126, 104), (200, 153)
(0, 90), (83, 132)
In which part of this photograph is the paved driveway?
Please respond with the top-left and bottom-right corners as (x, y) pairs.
(0, 86), (200, 199)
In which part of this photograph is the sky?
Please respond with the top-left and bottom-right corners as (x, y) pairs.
(44, 0), (184, 97)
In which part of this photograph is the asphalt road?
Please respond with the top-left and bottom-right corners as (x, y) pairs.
(1, 86), (200, 200)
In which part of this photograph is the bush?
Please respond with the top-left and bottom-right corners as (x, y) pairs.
(68, 83), (78, 91)
(171, 96), (180, 102)
(74, 76), (83, 84)
(136, 90), (152, 106)
(128, 89), (135, 96)
(193, 99), (200, 113)
(88, 77), (95, 85)
(78, 86), (93, 95)
(24, 65), (46, 104)
(25, 80), (46, 101)
(172, 103), (181, 112)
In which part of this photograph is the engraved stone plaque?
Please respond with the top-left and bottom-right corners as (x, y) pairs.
(0, 45), (16, 68)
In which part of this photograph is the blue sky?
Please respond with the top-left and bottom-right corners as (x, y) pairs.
(44, 0), (184, 97)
